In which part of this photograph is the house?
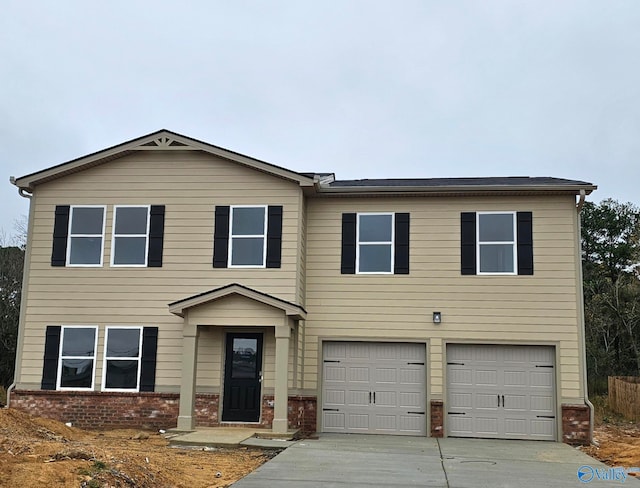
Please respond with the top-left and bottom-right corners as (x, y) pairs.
(8, 130), (596, 444)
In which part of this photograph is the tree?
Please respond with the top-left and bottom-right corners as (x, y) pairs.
(0, 217), (26, 388)
(581, 199), (640, 385)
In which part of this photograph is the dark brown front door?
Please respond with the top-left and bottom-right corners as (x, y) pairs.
(222, 332), (263, 422)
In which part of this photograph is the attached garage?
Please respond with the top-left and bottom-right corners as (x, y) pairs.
(322, 342), (427, 435)
(447, 344), (556, 440)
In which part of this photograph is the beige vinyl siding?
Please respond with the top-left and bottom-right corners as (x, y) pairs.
(304, 195), (583, 402)
(18, 150), (303, 391)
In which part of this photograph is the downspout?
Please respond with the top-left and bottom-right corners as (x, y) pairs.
(576, 189), (596, 444)
(5, 182), (32, 408)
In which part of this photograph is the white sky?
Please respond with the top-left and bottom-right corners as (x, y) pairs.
(1, 1), (639, 237)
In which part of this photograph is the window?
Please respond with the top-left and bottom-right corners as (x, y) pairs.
(111, 206), (150, 266)
(357, 213), (394, 273)
(67, 206), (105, 266)
(229, 206), (267, 267)
(102, 327), (143, 391)
(477, 212), (516, 274)
(57, 326), (97, 390)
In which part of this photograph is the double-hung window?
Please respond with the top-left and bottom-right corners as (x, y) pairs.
(477, 212), (517, 274)
(357, 213), (394, 273)
(229, 206), (267, 267)
(102, 327), (143, 391)
(67, 206), (106, 266)
(57, 326), (97, 390)
(111, 206), (150, 266)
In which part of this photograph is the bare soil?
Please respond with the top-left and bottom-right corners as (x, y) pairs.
(0, 408), (275, 488)
(581, 395), (640, 475)
(2, 397), (639, 487)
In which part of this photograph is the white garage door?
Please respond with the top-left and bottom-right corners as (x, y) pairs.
(322, 342), (426, 436)
(447, 344), (556, 441)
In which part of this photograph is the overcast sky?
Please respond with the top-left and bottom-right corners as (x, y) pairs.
(1, 1), (639, 239)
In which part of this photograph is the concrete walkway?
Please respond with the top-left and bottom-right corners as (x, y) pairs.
(166, 427), (298, 449)
(231, 434), (639, 487)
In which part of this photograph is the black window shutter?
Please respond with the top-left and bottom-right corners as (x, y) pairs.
(51, 206), (70, 266)
(461, 212), (477, 275)
(517, 211), (534, 275)
(213, 206), (230, 268)
(341, 213), (357, 274)
(148, 205), (165, 267)
(41, 326), (61, 390)
(266, 205), (283, 268)
(394, 213), (410, 274)
(139, 327), (159, 392)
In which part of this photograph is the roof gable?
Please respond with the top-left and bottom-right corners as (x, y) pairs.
(168, 283), (307, 320)
(12, 129), (316, 191)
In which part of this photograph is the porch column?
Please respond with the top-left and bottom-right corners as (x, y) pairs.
(273, 322), (291, 434)
(177, 324), (199, 431)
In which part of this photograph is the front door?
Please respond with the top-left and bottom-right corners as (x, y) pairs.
(222, 332), (263, 422)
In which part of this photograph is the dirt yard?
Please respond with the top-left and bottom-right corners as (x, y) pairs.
(582, 395), (640, 472)
(2, 398), (640, 487)
(0, 408), (276, 488)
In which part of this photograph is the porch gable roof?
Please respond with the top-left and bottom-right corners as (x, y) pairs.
(168, 283), (307, 320)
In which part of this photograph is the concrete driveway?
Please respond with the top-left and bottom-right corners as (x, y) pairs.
(232, 434), (638, 487)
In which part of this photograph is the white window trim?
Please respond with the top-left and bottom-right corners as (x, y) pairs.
(56, 325), (98, 391)
(110, 205), (151, 267)
(66, 205), (106, 267)
(228, 205), (268, 268)
(476, 211), (517, 275)
(356, 212), (395, 274)
(101, 326), (143, 392)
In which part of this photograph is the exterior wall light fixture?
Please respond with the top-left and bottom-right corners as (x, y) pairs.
(433, 311), (442, 324)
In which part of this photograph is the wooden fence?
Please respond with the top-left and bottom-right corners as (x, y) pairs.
(608, 376), (640, 421)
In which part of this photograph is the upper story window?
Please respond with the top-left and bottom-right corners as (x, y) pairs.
(52, 205), (165, 268)
(357, 213), (394, 273)
(229, 206), (268, 267)
(67, 206), (106, 266)
(460, 211), (533, 276)
(341, 212), (410, 275)
(213, 205), (283, 269)
(477, 212), (516, 274)
(111, 206), (150, 266)
(102, 327), (143, 391)
(57, 326), (97, 390)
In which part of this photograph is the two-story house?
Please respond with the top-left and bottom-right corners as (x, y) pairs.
(8, 130), (596, 444)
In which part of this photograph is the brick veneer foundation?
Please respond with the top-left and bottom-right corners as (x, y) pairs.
(561, 403), (591, 445)
(10, 390), (317, 434)
(430, 400), (443, 437)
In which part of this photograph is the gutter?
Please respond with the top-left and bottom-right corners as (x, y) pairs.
(576, 189), (596, 445)
(5, 178), (33, 408)
(316, 183), (597, 196)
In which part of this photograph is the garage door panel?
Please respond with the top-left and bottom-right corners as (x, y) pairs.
(373, 367), (397, 383)
(347, 390), (372, 407)
(399, 415), (425, 434)
(450, 392), (473, 409)
(324, 389), (345, 406)
(322, 342), (426, 436)
(449, 367), (473, 386)
(348, 413), (370, 430)
(348, 366), (370, 382)
(503, 370), (527, 386)
(399, 367), (423, 385)
(324, 365), (346, 382)
(531, 370), (553, 387)
(475, 369), (498, 386)
(399, 392), (422, 408)
(323, 412), (345, 431)
(476, 393), (500, 410)
(447, 344), (556, 441)
(475, 417), (499, 436)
